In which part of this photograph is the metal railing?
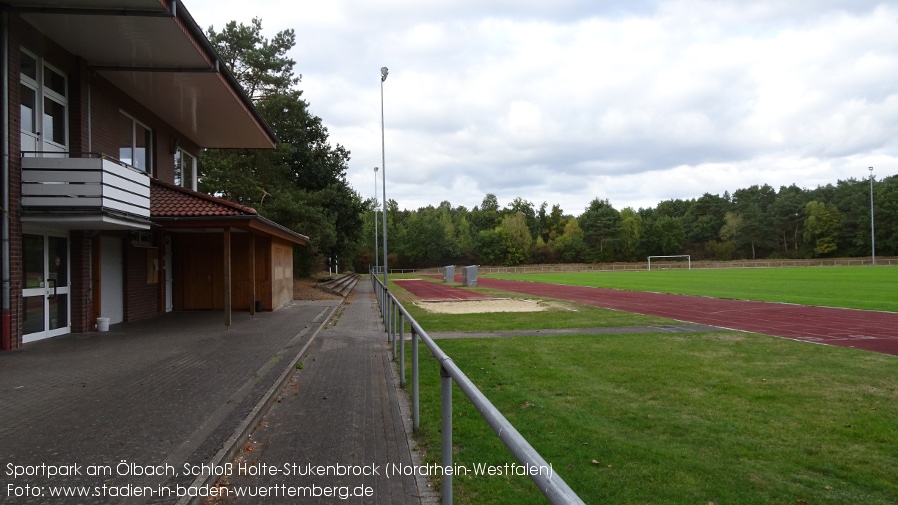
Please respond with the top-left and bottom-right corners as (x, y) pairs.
(371, 272), (584, 505)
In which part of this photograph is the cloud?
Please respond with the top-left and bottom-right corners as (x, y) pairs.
(186, 0), (898, 214)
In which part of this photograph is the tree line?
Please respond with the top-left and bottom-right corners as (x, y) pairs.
(354, 176), (898, 270)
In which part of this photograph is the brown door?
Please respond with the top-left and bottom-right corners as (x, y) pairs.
(181, 245), (214, 309)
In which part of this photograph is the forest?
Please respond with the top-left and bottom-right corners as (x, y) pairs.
(354, 175), (898, 271)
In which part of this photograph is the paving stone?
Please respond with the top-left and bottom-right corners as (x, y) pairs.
(0, 301), (338, 504)
(210, 281), (437, 504)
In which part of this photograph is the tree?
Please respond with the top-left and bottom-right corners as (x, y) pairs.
(579, 198), (620, 262)
(732, 185), (776, 259)
(547, 204), (566, 243)
(470, 194), (501, 233)
(506, 198), (537, 239)
(207, 18), (299, 101)
(804, 201), (842, 256)
(653, 216), (686, 255)
(501, 212), (533, 261)
(684, 193), (729, 246)
(456, 216), (474, 256)
(400, 207), (458, 267)
(874, 176), (898, 256)
(201, 19), (365, 276)
(719, 211), (743, 259)
(769, 185), (808, 256)
(618, 207), (642, 261)
(553, 218), (587, 263)
(476, 228), (526, 266)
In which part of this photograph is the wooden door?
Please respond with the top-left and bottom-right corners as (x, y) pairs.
(181, 245), (214, 309)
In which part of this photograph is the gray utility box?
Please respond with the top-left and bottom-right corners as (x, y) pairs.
(461, 265), (478, 287)
(444, 265), (455, 283)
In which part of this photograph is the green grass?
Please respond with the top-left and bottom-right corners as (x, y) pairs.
(386, 277), (676, 332)
(409, 332), (898, 504)
(489, 266), (898, 312)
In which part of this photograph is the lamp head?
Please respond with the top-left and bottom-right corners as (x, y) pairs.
(374, 166), (379, 173)
(381, 67), (389, 82)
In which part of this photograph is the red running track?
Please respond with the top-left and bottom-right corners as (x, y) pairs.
(393, 279), (491, 301)
(476, 278), (898, 356)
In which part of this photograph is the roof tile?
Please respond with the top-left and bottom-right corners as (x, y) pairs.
(150, 180), (258, 217)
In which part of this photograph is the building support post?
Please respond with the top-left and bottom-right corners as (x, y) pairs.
(249, 234), (256, 316)
(224, 228), (232, 327)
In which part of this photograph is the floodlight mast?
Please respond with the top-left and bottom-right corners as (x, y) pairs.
(870, 166), (876, 266)
(373, 167), (379, 274)
(380, 67), (389, 288)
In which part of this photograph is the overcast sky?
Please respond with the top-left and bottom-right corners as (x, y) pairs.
(185, 0), (898, 215)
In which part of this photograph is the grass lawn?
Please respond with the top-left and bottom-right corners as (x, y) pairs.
(408, 332), (898, 504)
(488, 266), (898, 312)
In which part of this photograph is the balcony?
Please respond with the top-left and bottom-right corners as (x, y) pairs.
(21, 154), (151, 230)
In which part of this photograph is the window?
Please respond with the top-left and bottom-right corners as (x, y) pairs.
(20, 84), (36, 134)
(43, 97), (66, 145)
(173, 148), (196, 189)
(119, 112), (153, 173)
(42, 66), (67, 146)
(20, 51), (37, 81)
(20, 49), (67, 153)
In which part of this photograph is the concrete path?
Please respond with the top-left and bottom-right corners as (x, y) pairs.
(210, 280), (437, 504)
(0, 301), (339, 504)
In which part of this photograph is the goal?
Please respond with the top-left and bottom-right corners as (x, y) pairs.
(647, 255), (691, 271)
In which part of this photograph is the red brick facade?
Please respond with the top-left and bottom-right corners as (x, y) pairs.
(3, 15), (189, 347)
(3, 8), (295, 350)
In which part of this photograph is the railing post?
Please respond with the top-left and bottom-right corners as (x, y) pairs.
(412, 328), (419, 431)
(392, 302), (398, 360)
(386, 296), (393, 343)
(399, 312), (405, 387)
(440, 362), (453, 505)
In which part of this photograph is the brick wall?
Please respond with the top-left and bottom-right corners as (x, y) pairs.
(124, 244), (159, 322)
(7, 22), (23, 348)
(69, 232), (92, 333)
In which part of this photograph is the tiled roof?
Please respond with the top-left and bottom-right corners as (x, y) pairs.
(150, 180), (258, 217)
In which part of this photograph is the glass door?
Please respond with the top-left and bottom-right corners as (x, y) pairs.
(23, 234), (70, 343)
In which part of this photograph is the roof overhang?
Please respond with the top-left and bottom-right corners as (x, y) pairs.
(7, 0), (276, 149)
(154, 215), (310, 246)
(149, 180), (310, 245)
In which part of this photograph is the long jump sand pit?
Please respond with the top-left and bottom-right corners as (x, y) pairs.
(416, 298), (570, 314)
(394, 278), (571, 314)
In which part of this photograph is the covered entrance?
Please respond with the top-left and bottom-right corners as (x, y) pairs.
(151, 180), (308, 323)
(22, 231), (70, 342)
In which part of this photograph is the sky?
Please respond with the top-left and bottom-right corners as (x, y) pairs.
(184, 0), (898, 215)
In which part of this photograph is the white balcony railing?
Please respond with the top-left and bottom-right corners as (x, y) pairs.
(22, 156), (150, 220)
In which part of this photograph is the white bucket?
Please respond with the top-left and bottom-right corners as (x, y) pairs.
(97, 317), (110, 332)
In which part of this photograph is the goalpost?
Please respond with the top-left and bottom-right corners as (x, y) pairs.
(647, 255), (691, 271)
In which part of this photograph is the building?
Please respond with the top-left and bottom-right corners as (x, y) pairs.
(1, 0), (309, 349)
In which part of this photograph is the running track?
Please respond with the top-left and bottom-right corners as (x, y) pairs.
(393, 279), (491, 301)
(472, 278), (898, 356)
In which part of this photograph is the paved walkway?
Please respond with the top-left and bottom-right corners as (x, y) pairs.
(212, 280), (437, 504)
(0, 300), (340, 504)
